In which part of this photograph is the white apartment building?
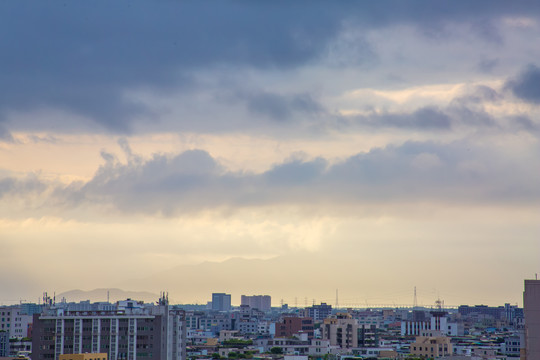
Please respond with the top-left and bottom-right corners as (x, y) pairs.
(0, 306), (33, 339)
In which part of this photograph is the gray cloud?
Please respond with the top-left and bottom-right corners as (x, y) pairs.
(0, 125), (13, 142)
(511, 116), (540, 132)
(348, 105), (493, 131)
(477, 58), (500, 73)
(0, 174), (47, 199)
(41, 140), (539, 217)
(506, 64), (540, 104)
(245, 92), (324, 121)
(2, 1), (540, 134)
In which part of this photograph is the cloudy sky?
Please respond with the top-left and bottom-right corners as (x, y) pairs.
(1, 1), (539, 307)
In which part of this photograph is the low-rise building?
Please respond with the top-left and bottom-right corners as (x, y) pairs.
(274, 317), (314, 339)
(410, 335), (452, 358)
(321, 316), (359, 349)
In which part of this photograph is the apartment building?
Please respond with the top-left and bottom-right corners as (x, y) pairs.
(240, 296), (271, 311)
(410, 335), (452, 358)
(32, 299), (186, 360)
(321, 316), (359, 349)
(211, 294), (231, 312)
(274, 317), (314, 339)
(0, 305), (33, 339)
(524, 279), (540, 360)
(304, 303), (332, 322)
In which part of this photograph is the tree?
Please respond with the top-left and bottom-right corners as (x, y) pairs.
(270, 347), (283, 354)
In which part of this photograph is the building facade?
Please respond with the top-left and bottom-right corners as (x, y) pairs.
(410, 336), (452, 358)
(274, 317), (314, 339)
(59, 353), (108, 360)
(305, 303), (332, 322)
(240, 295), (271, 311)
(211, 294), (231, 312)
(321, 317), (359, 349)
(32, 300), (186, 360)
(0, 330), (8, 357)
(524, 279), (540, 360)
(0, 305), (33, 339)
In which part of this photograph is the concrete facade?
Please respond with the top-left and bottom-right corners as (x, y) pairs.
(274, 317), (314, 339)
(0, 306), (33, 339)
(0, 331), (8, 357)
(32, 301), (186, 360)
(321, 317), (358, 349)
(59, 354), (107, 360)
(240, 295), (271, 311)
(211, 294), (231, 312)
(410, 336), (452, 358)
(524, 279), (540, 360)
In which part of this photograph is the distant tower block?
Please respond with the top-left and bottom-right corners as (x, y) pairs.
(241, 295), (271, 311)
(413, 286), (418, 309)
(524, 279), (540, 360)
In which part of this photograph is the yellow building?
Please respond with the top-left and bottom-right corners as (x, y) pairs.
(411, 336), (452, 358)
(59, 353), (108, 360)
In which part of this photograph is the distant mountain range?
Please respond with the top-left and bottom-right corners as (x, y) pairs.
(57, 288), (159, 304)
(118, 253), (353, 305)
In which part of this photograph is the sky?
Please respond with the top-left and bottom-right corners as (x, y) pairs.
(1, 1), (539, 307)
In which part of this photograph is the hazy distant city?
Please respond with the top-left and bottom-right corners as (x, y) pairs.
(1, 279), (539, 360)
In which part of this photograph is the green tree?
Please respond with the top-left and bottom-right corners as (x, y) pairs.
(270, 347), (283, 354)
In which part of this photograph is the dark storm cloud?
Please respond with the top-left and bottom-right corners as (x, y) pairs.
(45, 140), (539, 216)
(2, 1), (540, 133)
(506, 64), (540, 104)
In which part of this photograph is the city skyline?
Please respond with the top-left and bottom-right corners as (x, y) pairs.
(1, 1), (539, 307)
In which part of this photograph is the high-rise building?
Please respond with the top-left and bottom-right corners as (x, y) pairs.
(240, 295), (271, 311)
(211, 293), (231, 312)
(305, 303), (332, 321)
(524, 279), (540, 360)
(32, 299), (186, 360)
